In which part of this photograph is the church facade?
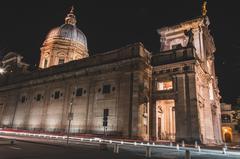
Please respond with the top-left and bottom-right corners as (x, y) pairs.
(0, 8), (222, 144)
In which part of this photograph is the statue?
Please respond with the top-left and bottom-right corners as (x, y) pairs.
(202, 0), (207, 16)
(184, 29), (194, 48)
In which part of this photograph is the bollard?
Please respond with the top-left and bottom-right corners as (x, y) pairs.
(109, 140), (112, 144)
(182, 140), (185, 147)
(152, 142), (155, 146)
(176, 144), (179, 151)
(113, 144), (119, 154)
(134, 142), (137, 146)
(224, 143), (228, 150)
(194, 141), (198, 148)
(222, 147), (227, 154)
(185, 150), (191, 159)
(170, 141), (173, 147)
(145, 146), (151, 158)
(99, 143), (108, 151)
(10, 139), (15, 145)
(197, 146), (201, 152)
(121, 141), (123, 144)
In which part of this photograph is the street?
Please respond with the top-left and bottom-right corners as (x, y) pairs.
(0, 138), (135, 159)
(0, 137), (240, 159)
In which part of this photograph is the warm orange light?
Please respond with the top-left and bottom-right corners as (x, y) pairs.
(157, 81), (173, 91)
(224, 128), (228, 133)
(0, 67), (5, 75)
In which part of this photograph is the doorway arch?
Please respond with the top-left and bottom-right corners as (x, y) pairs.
(224, 132), (232, 143)
(222, 127), (232, 143)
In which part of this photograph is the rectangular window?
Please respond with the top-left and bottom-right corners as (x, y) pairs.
(58, 58), (64, 64)
(103, 109), (109, 116)
(76, 88), (83, 97)
(36, 94), (41, 101)
(235, 124), (240, 131)
(157, 81), (173, 91)
(54, 91), (60, 99)
(21, 96), (26, 103)
(102, 84), (111, 94)
(171, 44), (182, 49)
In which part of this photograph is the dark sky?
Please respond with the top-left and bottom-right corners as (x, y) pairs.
(0, 0), (239, 104)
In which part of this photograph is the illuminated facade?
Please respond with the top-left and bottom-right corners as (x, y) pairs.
(0, 9), (222, 144)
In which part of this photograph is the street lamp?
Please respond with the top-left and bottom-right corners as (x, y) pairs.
(0, 67), (5, 75)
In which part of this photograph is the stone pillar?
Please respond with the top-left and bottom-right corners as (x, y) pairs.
(175, 72), (201, 143)
(84, 80), (92, 133)
(86, 77), (96, 133)
(60, 81), (71, 132)
(130, 72), (140, 138)
(117, 72), (131, 137)
(212, 102), (222, 143)
(40, 84), (51, 131)
(23, 89), (34, 130)
(175, 74), (188, 142)
(150, 100), (157, 141)
(186, 73), (201, 142)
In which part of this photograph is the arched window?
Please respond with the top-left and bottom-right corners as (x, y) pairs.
(58, 58), (65, 64)
(44, 59), (48, 68)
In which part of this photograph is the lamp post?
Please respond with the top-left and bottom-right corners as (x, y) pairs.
(0, 67), (5, 75)
(67, 98), (74, 144)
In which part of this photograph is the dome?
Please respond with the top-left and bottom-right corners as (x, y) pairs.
(45, 6), (87, 48)
(46, 24), (87, 47)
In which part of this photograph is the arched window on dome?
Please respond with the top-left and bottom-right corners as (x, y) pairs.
(58, 58), (65, 65)
(44, 59), (48, 68)
(57, 53), (66, 65)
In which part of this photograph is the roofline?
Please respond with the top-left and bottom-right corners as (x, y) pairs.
(157, 16), (209, 35)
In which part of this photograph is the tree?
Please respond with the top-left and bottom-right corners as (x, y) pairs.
(232, 109), (240, 132)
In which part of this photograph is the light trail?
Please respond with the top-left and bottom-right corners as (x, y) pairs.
(0, 130), (239, 156)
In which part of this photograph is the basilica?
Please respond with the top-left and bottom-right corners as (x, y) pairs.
(0, 7), (222, 144)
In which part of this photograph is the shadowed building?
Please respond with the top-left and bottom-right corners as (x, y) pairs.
(0, 7), (222, 144)
(221, 103), (240, 143)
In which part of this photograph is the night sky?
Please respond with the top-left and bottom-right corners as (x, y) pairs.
(0, 0), (239, 104)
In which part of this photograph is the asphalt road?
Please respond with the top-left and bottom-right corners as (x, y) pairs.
(0, 138), (239, 159)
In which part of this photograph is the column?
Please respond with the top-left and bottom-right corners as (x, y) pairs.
(175, 74), (188, 142)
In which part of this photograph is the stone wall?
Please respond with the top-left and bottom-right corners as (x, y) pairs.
(0, 43), (152, 140)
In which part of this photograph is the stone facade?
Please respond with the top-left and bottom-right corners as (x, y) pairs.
(151, 17), (221, 144)
(0, 43), (151, 141)
(0, 11), (222, 144)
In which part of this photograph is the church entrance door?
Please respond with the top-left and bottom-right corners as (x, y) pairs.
(225, 133), (232, 143)
(156, 100), (175, 141)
